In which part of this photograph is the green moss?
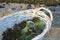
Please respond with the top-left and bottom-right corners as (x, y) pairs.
(2, 17), (46, 40)
(0, 0), (60, 5)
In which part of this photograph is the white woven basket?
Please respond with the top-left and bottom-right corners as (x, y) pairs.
(0, 7), (53, 40)
(32, 7), (53, 40)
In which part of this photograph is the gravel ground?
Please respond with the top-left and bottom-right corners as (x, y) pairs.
(43, 27), (60, 40)
(0, 3), (60, 40)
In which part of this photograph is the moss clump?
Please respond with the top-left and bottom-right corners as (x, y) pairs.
(2, 17), (46, 40)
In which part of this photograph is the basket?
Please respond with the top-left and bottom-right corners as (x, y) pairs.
(0, 7), (53, 40)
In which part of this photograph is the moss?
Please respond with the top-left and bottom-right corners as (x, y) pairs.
(2, 17), (45, 40)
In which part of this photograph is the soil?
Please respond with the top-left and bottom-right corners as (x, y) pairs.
(43, 27), (60, 40)
(0, 3), (60, 40)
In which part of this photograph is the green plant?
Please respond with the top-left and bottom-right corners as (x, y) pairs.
(2, 17), (46, 40)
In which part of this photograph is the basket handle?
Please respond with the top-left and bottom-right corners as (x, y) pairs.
(33, 7), (53, 21)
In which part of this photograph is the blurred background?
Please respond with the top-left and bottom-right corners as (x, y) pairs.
(0, 0), (60, 40)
